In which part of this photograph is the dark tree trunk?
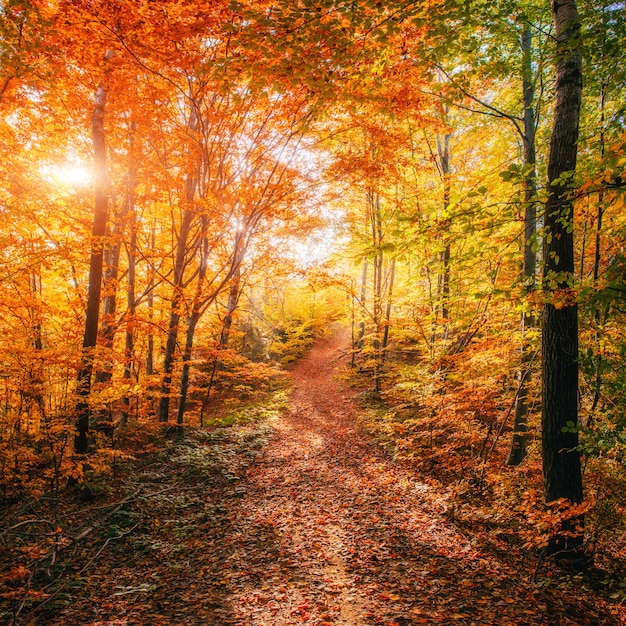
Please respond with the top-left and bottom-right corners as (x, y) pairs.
(29, 270), (46, 422)
(158, 205), (194, 423)
(146, 227), (156, 378)
(75, 79), (109, 454)
(93, 220), (125, 387)
(357, 260), (368, 350)
(199, 245), (244, 427)
(158, 103), (200, 423)
(176, 217), (210, 429)
(220, 263), (241, 349)
(542, 0), (585, 560)
(95, 127), (138, 392)
(372, 192), (383, 348)
(381, 257), (396, 361)
(371, 192), (384, 394)
(590, 80), (607, 416)
(121, 192), (137, 424)
(176, 313), (199, 431)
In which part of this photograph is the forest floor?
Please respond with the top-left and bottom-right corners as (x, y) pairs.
(2, 330), (625, 625)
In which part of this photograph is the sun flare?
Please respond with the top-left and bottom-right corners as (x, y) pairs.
(41, 162), (92, 188)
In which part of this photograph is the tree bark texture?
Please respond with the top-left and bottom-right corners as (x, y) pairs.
(94, 155), (137, 388)
(121, 185), (137, 423)
(508, 24), (538, 466)
(436, 133), (451, 323)
(357, 260), (368, 350)
(158, 205), (194, 423)
(158, 103), (200, 423)
(176, 217), (210, 428)
(542, 0), (584, 557)
(75, 79), (109, 454)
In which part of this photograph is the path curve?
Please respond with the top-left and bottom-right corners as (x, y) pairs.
(217, 330), (553, 625)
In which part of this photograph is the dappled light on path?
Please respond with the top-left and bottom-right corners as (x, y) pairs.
(207, 330), (594, 625)
(37, 331), (620, 626)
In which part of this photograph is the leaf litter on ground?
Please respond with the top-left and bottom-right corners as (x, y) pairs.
(1, 331), (624, 625)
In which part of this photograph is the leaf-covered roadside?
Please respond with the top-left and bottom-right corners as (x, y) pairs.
(0, 396), (283, 625)
(1, 334), (625, 625)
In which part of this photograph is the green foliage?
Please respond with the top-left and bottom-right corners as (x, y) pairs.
(205, 389), (290, 428)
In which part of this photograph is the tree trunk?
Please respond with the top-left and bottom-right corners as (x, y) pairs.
(542, 0), (585, 561)
(436, 133), (451, 325)
(219, 233), (246, 349)
(371, 192), (384, 394)
(93, 209), (126, 388)
(75, 78), (109, 454)
(589, 79), (607, 417)
(357, 260), (368, 349)
(176, 313), (199, 432)
(158, 101), (200, 424)
(199, 244), (244, 426)
(95, 129), (138, 392)
(158, 205), (194, 423)
(372, 192), (383, 350)
(146, 226), (155, 377)
(220, 265), (241, 349)
(508, 24), (538, 466)
(29, 269), (46, 425)
(176, 217), (210, 429)
(381, 257), (396, 361)
(121, 191), (137, 424)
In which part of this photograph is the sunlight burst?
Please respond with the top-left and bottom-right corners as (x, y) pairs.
(41, 162), (92, 188)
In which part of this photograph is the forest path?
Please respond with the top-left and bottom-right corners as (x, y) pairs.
(217, 328), (487, 625)
(39, 330), (619, 626)
(194, 329), (571, 625)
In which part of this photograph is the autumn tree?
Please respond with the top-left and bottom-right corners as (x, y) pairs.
(74, 53), (113, 454)
(541, 0), (585, 560)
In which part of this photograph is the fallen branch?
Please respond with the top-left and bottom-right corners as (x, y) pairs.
(0, 519), (57, 544)
(68, 487), (143, 547)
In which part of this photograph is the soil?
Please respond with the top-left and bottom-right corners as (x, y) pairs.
(5, 330), (623, 625)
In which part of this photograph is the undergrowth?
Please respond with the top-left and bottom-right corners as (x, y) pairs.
(343, 339), (626, 603)
(0, 387), (287, 624)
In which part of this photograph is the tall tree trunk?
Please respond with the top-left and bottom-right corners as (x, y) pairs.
(219, 263), (242, 350)
(93, 208), (126, 388)
(75, 76), (110, 454)
(542, 0), (585, 561)
(176, 217), (210, 429)
(357, 260), (368, 349)
(146, 226), (155, 378)
(590, 78), (608, 417)
(158, 205), (194, 423)
(200, 232), (247, 426)
(29, 269), (46, 425)
(372, 192), (383, 350)
(371, 192), (384, 394)
(176, 313), (199, 431)
(508, 24), (538, 466)
(199, 239), (245, 426)
(158, 102), (200, 423)
(381, 257), (396, 361)
(121, 191), (137, 424)
(95, 128), (138, 391)
(436, 133), (451, 325)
